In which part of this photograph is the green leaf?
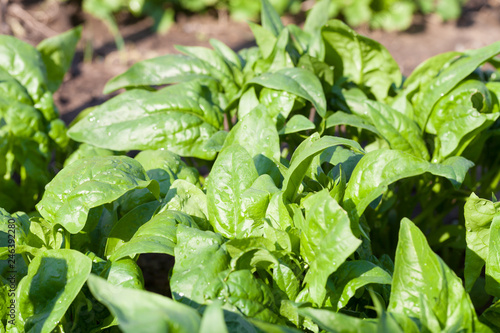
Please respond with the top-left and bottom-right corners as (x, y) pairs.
(260, 0), (284, 37)
(163, 179), (209, 229)
(322, 20), (401, 101)
(297, 190), (361, 305)
(282, 134), (363, 203)
(388, 218), (485, 332)
(17, 249), (92, 333)
(103, 54), (215, 94)
(200, 301), (229, 333)
(248, 67), (327, 117)
(37, 26), (82, 93)
(343, 149), (474, 220)
(64, 143), (115, 167)
(415, 41), (500, 129)
(110, 210), (198, 261)
(279, 115), (315, 135)
(325, 111), (380, 135)
(206, 144), (259, 238)
(36, 156), (159, 233)
(297, 307), (377, 333)
(205, 269), (282, 324)
(87, 274), (201, 333)
(427, 80), (499, 161)
(360, 100), (429, 160)
(106, 258), (144, 290)
(105, 201), (160, 257)
(464, 193), (500, 292)
(68, 82), (224, 159)
(170, 225), (230, 305)
(486, 216), (500, 298)
(0, 35), (54, 120)
(327, 260), (392, 311)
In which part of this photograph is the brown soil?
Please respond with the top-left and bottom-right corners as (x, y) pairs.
(2, 0), (500, 295)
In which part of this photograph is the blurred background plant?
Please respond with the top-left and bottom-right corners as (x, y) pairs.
(37, 0), (470, 50)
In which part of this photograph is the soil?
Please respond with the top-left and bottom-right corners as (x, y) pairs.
(2, 0), (500, 295)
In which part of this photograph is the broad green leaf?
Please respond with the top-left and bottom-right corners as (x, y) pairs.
(389, 219), (485, 332)
(415, 41), (500, 129)
(162, 179), (209, 229)
(87, 274), (201, 333)
(464, 193), (500, 292)
(297, 307), (377, 333)
(297, 190), (361, 305)
(36, 156), (159, 233)
(258, 88), (296, 120)
(344, 149), (474, 220)
(118, 149), (200, 213)
(427, 80), (499, 161)
(327, 260), (392, 311)
(106, 258), (144, 290)
(322, 20), (401, 101)
(248, 67), (326, 116)
(175, 45), (238, 96)
(360, 100), (429, 160)
(224, 106), (281, 182)
(205, 269), (282, 324)
(37, 26), (82, 93)
(110, 210), (198, 261)
(105, 201), (160, 257)
(207, 144), (259, 238)
(225, 106), (280, 161)
(103, 54), (215, 94)
(403, 51), (461, 96)
(17, 249), (92, 333)
(282, 134), (363, 203)
(68, 82), (224, 159)
(170, 225), (230, 305)
(279, 115), (315, 135)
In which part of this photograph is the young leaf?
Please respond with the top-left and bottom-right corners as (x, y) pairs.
(206, 144), (259, 238)
(282, 134), (363, 203)
(37, 26), (82, 93)
(260, 0), (284, 37)
(279, 115), (315, 135)
(248, 67), (327, 117)
(389, 219), (486, 332)
(297, 190), (361, 305)
(322, 20), (401, 101)
(36, 156), (159, 233)
(170, 225), (230, 305)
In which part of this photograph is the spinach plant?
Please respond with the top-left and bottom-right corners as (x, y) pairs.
(1, 0), (500, 331)
(0, 27), (81, 213)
